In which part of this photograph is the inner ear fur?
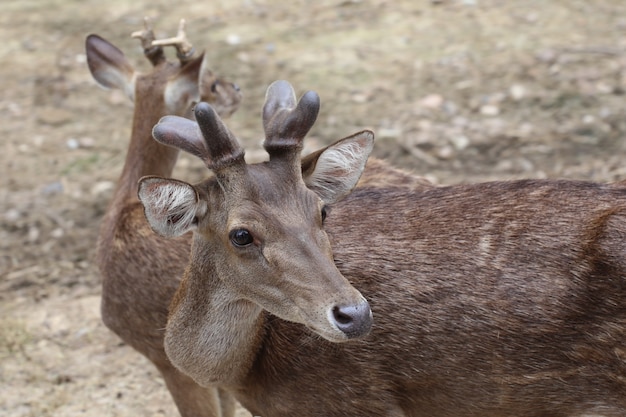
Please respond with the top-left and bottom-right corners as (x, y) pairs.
(301, 130), (374, 204)
(138, 176), (207, 237)
(85, 34), (136, 99)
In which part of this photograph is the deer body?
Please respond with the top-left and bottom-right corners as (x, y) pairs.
(304, 180), (626, 416)
(161, 178), (626, 417)
(135, 81), (626, 416)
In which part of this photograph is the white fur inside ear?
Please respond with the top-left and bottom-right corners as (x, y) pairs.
(305, 131), (374, 204)
(138, 177), (206, 237)
(164, 78), (199, 115)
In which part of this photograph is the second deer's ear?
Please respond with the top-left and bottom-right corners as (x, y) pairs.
(302, 130), (374, 204)
(164, 53), (204, 114)
(138, 176), (207, 237)
(85, 34), (136, 100)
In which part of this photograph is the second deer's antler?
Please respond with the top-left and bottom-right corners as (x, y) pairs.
(151, 19), (196, 64)
(131, 17), (165, 66)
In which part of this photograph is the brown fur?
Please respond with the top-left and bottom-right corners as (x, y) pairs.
(356, 157), (434, 191)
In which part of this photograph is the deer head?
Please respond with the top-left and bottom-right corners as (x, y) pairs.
(138, 80), (375, 342)
(85, 17), (241, 119)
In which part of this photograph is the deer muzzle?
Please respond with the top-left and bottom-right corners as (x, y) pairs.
(329, 298), (373, 339)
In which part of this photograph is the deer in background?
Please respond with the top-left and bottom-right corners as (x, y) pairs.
(138, 80), (626, 416)
(86, 18), (242, 416)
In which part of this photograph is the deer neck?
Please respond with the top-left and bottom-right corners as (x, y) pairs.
(97, 84), (181, 261)
(115, 96), (180, 205)
(165, 238), (266, 387)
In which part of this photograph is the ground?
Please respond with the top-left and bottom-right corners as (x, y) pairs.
(2, 0), (626, 416)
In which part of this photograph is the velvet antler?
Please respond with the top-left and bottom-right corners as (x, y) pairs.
(262, 80), (320, 163)
(152, 102), (245, 177)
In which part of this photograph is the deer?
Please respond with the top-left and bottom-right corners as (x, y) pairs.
(86, 18), (244, 416)
(86, 18), (432, 417)
(136, 79), (626, 417)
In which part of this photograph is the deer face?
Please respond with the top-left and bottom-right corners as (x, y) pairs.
(213, 164), (371, 340)
(138, 81), (374, 341)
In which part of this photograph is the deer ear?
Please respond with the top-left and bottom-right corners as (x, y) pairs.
(302, 130), (374, 204)
(138, 177), (207, 237)
(164, 53), (204, 113)
(85, 34), (136, 100)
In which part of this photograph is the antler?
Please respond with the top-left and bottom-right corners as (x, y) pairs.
(151, 19), (196, 64)
(151, 81), (319, 185)
(262, 80), (320, 164)
(152, 102), (244, 177)
(131, 17), (165, 66)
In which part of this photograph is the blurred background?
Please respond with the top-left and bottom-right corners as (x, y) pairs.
(2, 0), (626, 415)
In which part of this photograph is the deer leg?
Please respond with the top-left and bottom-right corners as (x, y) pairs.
(157, 363), (235, 417)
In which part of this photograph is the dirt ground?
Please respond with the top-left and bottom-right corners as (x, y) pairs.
(2, 0), (626, 416)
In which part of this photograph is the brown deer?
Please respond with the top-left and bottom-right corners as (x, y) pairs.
(86, 18), (243, 416)
(138, 80), (626, 417)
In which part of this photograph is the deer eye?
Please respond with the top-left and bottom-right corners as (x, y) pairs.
(321, 205), (328, 222)
(229, 228), (254, 247)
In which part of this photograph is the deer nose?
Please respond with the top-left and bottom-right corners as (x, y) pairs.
(331, 300), (373, 339)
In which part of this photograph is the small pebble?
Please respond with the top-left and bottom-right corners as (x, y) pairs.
(42, 182), (64, 196)
(480, 105), (500, 116)
(66, 138), (79, 150)
(226, 34), (241, 45)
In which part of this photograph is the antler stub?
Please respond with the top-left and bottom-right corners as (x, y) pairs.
(131, 17), (165, 66)
(194, 102), (245, 172)
(152, 116), (206, 160)
(262, 80), (320, 159)
(151, 19), (196, 64)
(152, 103), (244, 175)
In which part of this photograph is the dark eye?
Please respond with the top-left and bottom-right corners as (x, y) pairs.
(210, 81), (218, 93)
(229, 228), (254, 247)
(321, 206), (328, 222)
